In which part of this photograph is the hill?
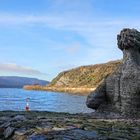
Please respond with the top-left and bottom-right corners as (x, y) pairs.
(0, 76), (49, 88)
(49, 60), (121, 88)
(24, 60), (121, 94)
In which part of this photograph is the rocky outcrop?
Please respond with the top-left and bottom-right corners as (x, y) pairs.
(87, 28), (140, 117)
(49, 60), (121, 88)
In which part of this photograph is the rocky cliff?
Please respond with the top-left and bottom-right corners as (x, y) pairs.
(49, 60), (121, 88)
(86, 28), (140, 117)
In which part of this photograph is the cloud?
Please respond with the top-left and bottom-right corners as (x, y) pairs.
(0, 12), (139, 73)
(0, 13), (139, 47)
(0, 13), (138, 29)
(0, 14), (59, 26)
(0, 13), (137, 55)
(0, 63), (46, 76)
(66, 42), (80, 54)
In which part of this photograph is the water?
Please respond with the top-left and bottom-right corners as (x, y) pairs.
(0, 88), (93, 114)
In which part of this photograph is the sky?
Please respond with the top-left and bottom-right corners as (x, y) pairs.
(0, 0), (140, 81)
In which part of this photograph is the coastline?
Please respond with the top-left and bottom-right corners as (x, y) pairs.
(23, 85), (96, 95)
(0, 111), (139, 139)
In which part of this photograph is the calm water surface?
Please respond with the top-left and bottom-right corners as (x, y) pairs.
(0, 88), (93, 114)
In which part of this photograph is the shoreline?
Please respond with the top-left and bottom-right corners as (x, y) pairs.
(0, 111), (140, 139)
(23, 85), (96, 95)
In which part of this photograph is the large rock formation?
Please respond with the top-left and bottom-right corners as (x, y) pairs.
(86, 28), (140, 117)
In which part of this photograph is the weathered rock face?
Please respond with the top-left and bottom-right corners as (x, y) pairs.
(86, 28), (140, 117)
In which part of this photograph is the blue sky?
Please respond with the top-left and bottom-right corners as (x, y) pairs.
(0, 0), (140, 81)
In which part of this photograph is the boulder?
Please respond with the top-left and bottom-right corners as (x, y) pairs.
(86, 28), (140, 117)
(13, 115), (26, 122)
(4, 126), (15, 138)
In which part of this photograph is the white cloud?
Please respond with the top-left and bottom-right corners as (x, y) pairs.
(0, 13), (137, 53)
(0, 63), (46, 76)
(0, 12), (139, 75)
(66, 42), (80, 54)
(0, 13), (139, 36)
(0, 13), (138, 29)
(52, 41), (81, 54)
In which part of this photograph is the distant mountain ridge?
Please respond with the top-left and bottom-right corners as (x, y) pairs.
(0, 76), (49, 88)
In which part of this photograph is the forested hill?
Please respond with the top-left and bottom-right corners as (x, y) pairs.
(0, 76), (49, 88)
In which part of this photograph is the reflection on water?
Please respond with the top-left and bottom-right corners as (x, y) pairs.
(0, 88), (93, 114)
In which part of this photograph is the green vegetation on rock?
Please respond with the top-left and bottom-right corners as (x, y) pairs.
(50, 60), (121, 88)
(24, 60), (122, 94)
